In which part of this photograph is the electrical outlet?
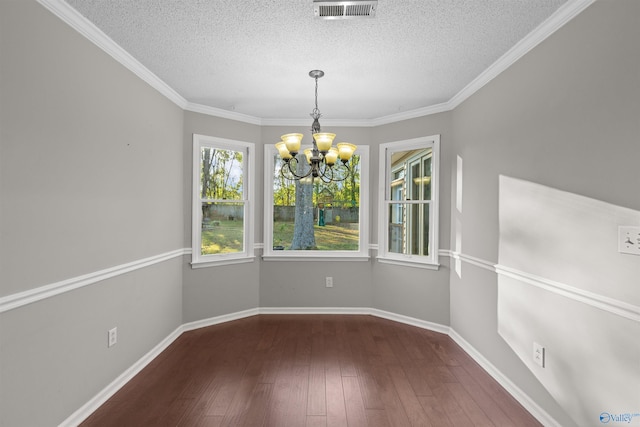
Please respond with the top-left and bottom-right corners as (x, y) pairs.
(619, 226), (640, 255)
(533, 342), (545, 368)
(108, 327), (118, 347)
(325, 276), (333, 288)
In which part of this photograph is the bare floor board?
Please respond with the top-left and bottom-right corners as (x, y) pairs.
(80, 315), (541, 427)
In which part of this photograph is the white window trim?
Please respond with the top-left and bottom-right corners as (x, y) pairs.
(191, 134), (255, 267)
(377, 135), (440, 268)
(263, 144), (370, 261)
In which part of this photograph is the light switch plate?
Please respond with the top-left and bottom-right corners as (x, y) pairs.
(618, 226), (640, 255)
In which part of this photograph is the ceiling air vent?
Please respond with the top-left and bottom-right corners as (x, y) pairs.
(313, 1), (377, 19)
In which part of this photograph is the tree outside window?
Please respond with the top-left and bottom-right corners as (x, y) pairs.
(200, 146), (244, 254)
(192, 135), (254, 267)
(265, 145), (369, 259)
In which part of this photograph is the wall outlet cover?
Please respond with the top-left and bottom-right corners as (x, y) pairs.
(108, 327), (118, 347)
(533, 342), (545, 368)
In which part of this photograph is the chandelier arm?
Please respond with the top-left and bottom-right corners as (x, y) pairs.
(280, 160), (352, 183)
(280, 158), (313, 180)
(319, 163), (351, 183)
(316, 163), (334, 183)
(318, 174), (332, 184)
(332, 163), (351, 182)
(279, 162), (295, 180)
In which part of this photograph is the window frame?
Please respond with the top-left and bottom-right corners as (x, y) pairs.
(263, 143), (370, 261)
(377, 135), (440, 269)
(191, 134), (255, 268)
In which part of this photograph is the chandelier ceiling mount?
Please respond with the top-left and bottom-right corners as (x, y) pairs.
(275, 70), (357, 183)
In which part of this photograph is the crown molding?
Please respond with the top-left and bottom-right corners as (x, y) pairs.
(185, 102), (263, 126)
(261, 117), (376, 128)
(448, 0), (597, 110)
(37, 0), (595, 126)
(368, 101), (454, 127)
(36, 0), (187, 109)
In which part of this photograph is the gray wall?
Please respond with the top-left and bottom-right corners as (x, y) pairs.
(182, 112), (262, 249)
(182, 119), (453, 326)
(371, 113), (453, 324)
(449, 1), (640, 426)
(2, 0), (638, 426)
(258, 125), (377, 310)
(0, 1), (184, 425)
(181, 112), (262, 323)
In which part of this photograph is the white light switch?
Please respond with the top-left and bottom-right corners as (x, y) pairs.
(618, 226), (640, 255)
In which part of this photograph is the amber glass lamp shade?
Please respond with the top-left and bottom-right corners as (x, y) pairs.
(312, 133), (336, 153)
(303, 148), (313, 164)
(281, 133), (303, 154)
(275, 141), (292, 159)
(336, 143), (356, 161)
(324, 148), (339, 166)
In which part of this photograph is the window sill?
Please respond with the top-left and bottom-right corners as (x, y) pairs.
(191, 255), (256, 269)
(263, 253), (370, 262)
(376, 256), (440, 270)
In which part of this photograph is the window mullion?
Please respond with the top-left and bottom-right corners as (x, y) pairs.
(379, 136), (439, 266)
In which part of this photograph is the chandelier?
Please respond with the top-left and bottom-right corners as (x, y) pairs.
(275, 70), (357, 183)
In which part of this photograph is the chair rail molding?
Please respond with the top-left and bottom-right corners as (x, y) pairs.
(494, 264), (640, 323)
(0, 248), (188, 314)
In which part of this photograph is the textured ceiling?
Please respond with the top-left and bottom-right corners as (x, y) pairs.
(62, 0), (572, 122)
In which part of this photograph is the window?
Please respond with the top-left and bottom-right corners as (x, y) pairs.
(263, 144), (369, 260)
(191, 134), (254, 267)
(378, 136), (439, 268)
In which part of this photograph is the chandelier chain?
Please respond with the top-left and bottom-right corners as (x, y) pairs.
(311, 76), (321, 119)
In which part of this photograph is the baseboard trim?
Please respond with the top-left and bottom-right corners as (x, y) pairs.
(59, 325), (184, 427)
(258, 307), (450, 335)
(182, 308), (261, 331)
(370, 308), (451, 334)
(61, 308), (558, 427)
(449, 329), (560, 427)
(258, 306), (371, 315)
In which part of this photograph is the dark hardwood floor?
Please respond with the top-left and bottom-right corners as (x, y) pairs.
(80, 315), (541, 427)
